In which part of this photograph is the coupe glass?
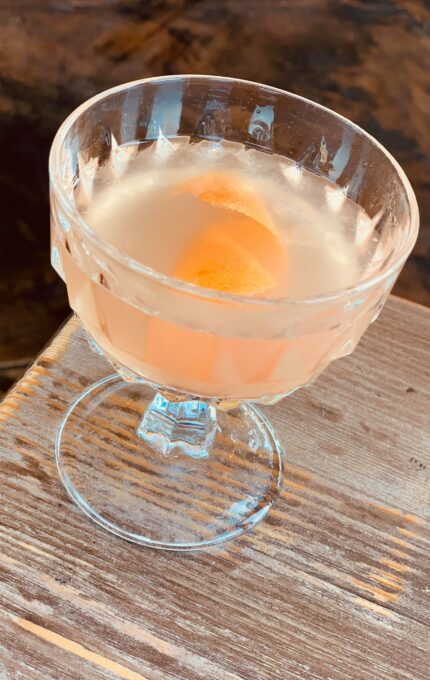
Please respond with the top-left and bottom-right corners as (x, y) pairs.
(49, 75), (418, 550)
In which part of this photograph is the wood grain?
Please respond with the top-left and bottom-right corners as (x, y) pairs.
(0, 296), (429, 679)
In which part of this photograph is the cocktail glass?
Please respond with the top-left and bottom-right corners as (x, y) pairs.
(50, 76), (419, 550)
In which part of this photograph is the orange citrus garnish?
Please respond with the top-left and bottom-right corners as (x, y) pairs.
(174, 223), (276, 294)
(145, 170), (287, 387)
(174, 170), (273, 229)
(173, 171), (285, 295)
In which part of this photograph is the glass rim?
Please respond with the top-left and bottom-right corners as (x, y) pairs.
(49, 74), (420, 307)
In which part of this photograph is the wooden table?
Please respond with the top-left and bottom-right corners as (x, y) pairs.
(0, 296), (429, 679)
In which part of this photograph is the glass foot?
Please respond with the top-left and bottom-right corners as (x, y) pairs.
(55, 375), (283, 550)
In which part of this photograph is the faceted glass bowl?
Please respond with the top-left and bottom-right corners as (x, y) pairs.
(50, 76), (419, 549)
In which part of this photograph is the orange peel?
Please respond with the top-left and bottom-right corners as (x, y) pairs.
(173, 171), (285, 295)
(174, 223), (276, 294)
(174, 170), (273, 229)
(145, 170), (288, 386)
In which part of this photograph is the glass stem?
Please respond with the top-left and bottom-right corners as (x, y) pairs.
(137, 392), (218, 458)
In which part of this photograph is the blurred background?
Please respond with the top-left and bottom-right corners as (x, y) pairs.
(0, 0), (429, 395)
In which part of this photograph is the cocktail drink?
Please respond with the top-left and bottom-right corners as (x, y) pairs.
(58, 136), (382, 401)
(50, 76), (418, 549)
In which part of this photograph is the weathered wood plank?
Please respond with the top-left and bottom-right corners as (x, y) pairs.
(0, 296), (429, 679)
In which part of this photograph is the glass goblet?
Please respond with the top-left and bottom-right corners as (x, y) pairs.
(50, 76), (418, 550)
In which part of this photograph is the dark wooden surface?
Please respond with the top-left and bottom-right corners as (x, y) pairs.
(0, 296), (429, 679)
(0, 0), (429, 390)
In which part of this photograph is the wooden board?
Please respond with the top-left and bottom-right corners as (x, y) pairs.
(0, 296), (429, 679)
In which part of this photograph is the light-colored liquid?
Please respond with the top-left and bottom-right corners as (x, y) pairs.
(59, 137), (380, 400)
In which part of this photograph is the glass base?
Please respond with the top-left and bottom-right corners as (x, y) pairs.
(55, 375), (283, 550)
